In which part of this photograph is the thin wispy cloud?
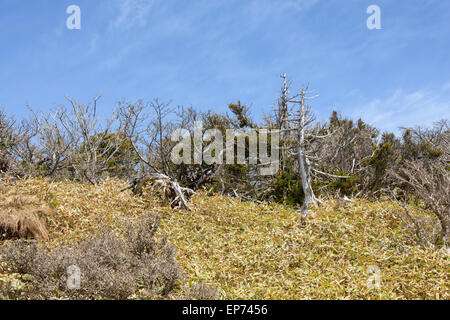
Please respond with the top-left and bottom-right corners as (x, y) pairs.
(351, 85), (450, 133)
(246, 0), (319, 27)
(110, 0), (155, 30)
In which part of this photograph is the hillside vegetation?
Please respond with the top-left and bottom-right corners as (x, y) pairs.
(0, 87), (448, 299)
(1, 178), (448, 300)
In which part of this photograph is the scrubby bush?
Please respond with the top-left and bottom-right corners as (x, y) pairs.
(0, 214), (183, 300)
(0, 109), (17, 175)
(391, 160), (449, 246)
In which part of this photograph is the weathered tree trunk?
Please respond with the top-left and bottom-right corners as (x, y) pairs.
(298, 88), (317, 215)
(279, 74), (290, 172)
(298, 149), (316, 214)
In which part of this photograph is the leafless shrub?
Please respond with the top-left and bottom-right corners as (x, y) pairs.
(0, 152), (14, 175)
(391, 160), (449, 246)
(0, 214), (183, 300)
(393, 201), (443, 247)
(23, 106), (75, 178)
(6, 96), (142, 183)
(0, 109), (21, 176)
(119, 99), (177, 176)
(316, 112), (379, 195)
(1, 239), (39, 274)
(118, 100), (196, 209)
(5, 112), (48, 178)
(63, 96), (139, 184)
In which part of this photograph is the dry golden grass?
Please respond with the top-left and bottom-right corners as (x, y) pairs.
(0, 195), (51, 241)
(160, 194), (449, 299)
(0, 177), (448, 299)
(0, 177), (153, 248)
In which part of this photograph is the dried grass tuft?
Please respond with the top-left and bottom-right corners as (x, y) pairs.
(0, 196), (51, 241)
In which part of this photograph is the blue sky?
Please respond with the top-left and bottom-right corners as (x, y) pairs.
(0, 0), (449, 134)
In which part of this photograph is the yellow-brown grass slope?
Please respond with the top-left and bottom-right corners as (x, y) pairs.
(0, 177), (448, 300)
(161, 194), (449, 300)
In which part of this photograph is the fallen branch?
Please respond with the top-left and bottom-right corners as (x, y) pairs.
(121, 174), (195, 210)
(312, 168), (352, 179)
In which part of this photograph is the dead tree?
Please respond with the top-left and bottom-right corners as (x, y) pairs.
(280, 77), (350, 215)
(285, 86), (321, 214)
(278, 74), (291, 172)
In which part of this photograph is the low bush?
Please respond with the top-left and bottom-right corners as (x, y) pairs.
(0, 214), (183, 300)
